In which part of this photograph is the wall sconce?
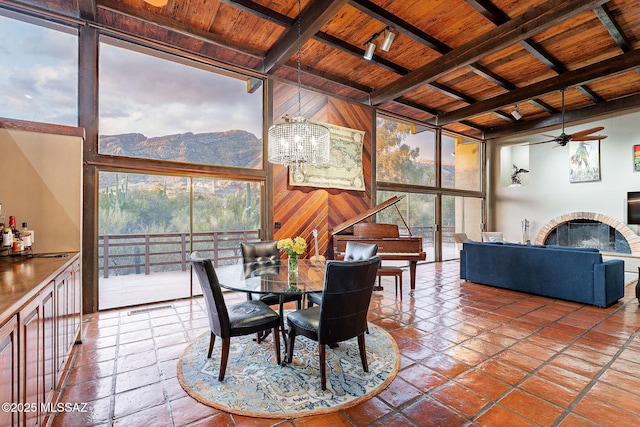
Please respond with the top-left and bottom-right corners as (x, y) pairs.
(511, 104), (522, 121)
(363, 27), (395, 60)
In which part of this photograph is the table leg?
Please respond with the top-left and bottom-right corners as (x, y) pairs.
(278, 295), (288, 365)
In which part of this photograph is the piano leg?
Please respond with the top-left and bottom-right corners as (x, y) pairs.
(409, 261), (417, 295)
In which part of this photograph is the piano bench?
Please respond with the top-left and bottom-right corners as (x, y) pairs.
(377, 267), (403, 299)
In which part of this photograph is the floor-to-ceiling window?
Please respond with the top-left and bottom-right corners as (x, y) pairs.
(97, 37), (264, 308)
(0, 10), (77, 125)
(376, 115), (484, 261)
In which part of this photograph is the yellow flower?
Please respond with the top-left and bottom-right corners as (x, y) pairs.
(277, 236), (306, 257)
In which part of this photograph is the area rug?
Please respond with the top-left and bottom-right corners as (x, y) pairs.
(177, 323), (399, 419)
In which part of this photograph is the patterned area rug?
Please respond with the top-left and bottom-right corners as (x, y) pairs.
(177, 323), (399, 419)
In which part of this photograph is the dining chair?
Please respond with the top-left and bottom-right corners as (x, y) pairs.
(307, 241), (378, 307)
(241, 241), (303, 310)
(285, 256), (381, 390)
(189, 252), (281, 381)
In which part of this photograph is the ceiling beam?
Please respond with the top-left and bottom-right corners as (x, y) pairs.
(262, 0), (348, 74)
(348, 0), (451, 53)
(218, 0), (294, 26)
(485, 92), (640, 139)
(77, 0), (96, 21)
(594, 4), (633, 53)
(434, 49), (640, 126)
(370, 0), (608, 105)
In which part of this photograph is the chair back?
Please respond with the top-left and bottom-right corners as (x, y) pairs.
(344, 241), (378, 261)
(189, 252), (230, 338)
(318, 256), (381, 345)
(241, 241), (281, 278)
(241, 241), (280, 264)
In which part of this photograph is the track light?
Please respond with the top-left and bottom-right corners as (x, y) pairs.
(364, 42), (376, 60)
(380, 28), (396, 52)
(363, 26), (396, 60)
(511, 104), (522, 121)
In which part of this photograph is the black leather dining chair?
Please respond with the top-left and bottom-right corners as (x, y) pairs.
(306, 241), (378, 307)
(285, 256), (381, 390)
(241, 241), (303, 310)
(189, 252), (281, 381)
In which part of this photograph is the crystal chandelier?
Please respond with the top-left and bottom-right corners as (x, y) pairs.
(267, 0), (330, 176)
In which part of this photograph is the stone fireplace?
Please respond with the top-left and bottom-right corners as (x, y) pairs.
(534, 212), (640, 256)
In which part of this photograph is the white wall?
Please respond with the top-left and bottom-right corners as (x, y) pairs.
(0, 129), (82, 254)
(488, 108), (640, 244)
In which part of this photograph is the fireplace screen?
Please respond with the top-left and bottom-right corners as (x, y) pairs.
(544, 220), (630, 254)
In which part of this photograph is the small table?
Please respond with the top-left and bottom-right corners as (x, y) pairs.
(217, 259), (326, 361)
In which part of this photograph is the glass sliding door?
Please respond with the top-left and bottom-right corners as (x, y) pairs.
(377, 190), (436, 262)
(191, 178), (261, 295)
(441, 195), (483, 261)
(98, 171), (191, 309)
(98, 172), (262, 309)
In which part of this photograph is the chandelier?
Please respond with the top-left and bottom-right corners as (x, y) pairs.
(267, 0), (330, 175)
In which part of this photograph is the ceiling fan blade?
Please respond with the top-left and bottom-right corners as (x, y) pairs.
(541, 134), (558, 139)
(573, 135), (607, 141)
(571, 126), (605, 139)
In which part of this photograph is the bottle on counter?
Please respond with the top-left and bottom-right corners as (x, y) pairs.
(2, 224), (13, 248)
(20, 222), (32, 249)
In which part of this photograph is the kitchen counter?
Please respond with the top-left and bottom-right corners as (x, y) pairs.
(0, 253), (79, 327)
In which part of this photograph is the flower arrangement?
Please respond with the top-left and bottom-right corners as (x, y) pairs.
(277, 236), (307, 257)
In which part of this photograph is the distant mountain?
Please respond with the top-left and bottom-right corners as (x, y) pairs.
(99, 130), (263, 168)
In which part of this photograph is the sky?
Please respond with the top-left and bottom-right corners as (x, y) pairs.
(0, 13), (263, 138)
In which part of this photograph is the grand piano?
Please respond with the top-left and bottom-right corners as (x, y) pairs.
(332, 195), (426, 295)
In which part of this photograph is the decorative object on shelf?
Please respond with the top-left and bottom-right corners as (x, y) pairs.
(509, 164), (529, 186)
(277, 236), (306, 283)
(267, 0), (330, 178)
(569, 140), (600, 183)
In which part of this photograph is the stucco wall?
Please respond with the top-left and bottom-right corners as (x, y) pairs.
(487, 108), (640, 246)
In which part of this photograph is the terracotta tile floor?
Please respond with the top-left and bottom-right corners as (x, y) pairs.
(52, 261), (640, 426)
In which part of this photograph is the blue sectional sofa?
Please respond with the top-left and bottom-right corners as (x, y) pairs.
(460, 241), (625, 307)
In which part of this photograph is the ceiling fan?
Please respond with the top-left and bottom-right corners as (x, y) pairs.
(531, 88), (607, 147)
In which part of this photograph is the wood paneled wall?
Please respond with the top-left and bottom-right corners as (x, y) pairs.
(272, 81), (374, 259)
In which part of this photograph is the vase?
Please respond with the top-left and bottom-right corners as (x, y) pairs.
(288, 255), (298, 284)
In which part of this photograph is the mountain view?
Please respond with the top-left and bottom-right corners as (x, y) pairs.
(99, 130), (263, 169)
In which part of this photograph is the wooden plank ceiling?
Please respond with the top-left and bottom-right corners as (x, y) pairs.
(5, 0), (640, 140)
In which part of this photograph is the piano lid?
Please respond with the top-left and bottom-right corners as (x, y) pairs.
(331, 195), (406, 235)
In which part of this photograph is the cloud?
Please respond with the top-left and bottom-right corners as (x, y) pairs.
(99, 43), (263, 137)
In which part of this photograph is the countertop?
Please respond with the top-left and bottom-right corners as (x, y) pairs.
(0, 253), (79, 327)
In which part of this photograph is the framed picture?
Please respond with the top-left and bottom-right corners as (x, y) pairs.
(569, 140), (600, 183)
(634, 144), (640, 171)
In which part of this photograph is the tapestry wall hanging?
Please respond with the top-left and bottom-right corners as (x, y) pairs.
(569, 140), (600, 183)
(289, 121), (365, 191)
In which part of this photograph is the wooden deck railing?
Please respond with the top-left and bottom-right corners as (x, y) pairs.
(98, 230), (260, 278)
(98, 226), (456, 279)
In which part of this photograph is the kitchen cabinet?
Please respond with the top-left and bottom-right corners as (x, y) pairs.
(0, 253), (81, 426)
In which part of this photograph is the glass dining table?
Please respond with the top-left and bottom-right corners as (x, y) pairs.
(216, 258), (327, 361)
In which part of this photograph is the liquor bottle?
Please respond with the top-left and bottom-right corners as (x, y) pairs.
(0, 202), (4, 229)
(2, 224), (13, 248)
(21, 222), (32, 249)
